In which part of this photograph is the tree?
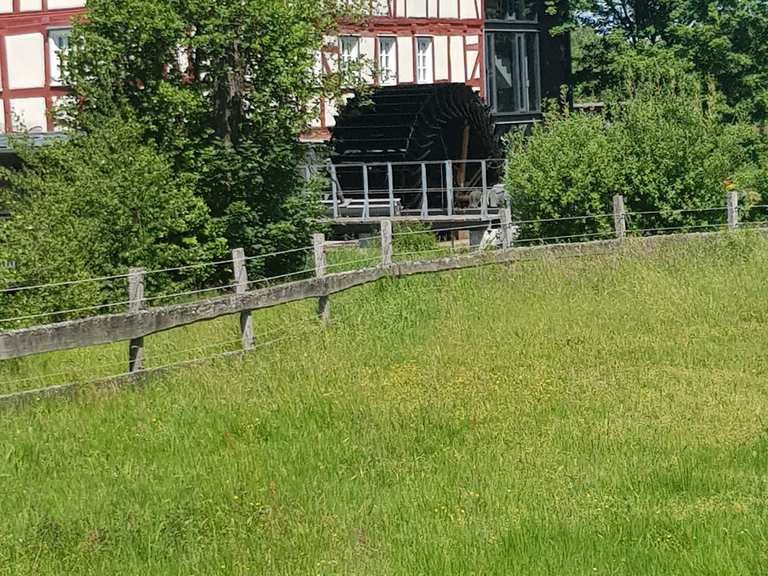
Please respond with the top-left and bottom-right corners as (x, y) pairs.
(62, 0), (365, 275)
(572, 1), (768, 124)
(668, 0), (768, 124)
(574, 0), (677, 46)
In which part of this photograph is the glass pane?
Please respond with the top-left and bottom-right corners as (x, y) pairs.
(485, 0), (536, 21)
(509, 0), (536, 20)
(485, 0), (504, 19)
(492, 33), (518, 113)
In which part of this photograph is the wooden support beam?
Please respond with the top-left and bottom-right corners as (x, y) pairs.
(613, 195), (626, 239)
(500, 208), (513, 249)
(232, 248), (254, 350)
(128, 268), (145, 373)
(380, 220), (393, 267)
(727, 191), (739, 231)
(314, 233), (330, 322)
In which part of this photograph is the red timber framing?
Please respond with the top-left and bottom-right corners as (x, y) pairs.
(0, 2), (85, 132)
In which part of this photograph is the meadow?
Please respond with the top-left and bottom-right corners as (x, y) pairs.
(1, 233), (768, 575)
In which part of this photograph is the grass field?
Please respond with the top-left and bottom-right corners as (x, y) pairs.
(2, 233), (768, 575)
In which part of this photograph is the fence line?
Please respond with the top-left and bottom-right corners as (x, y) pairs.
(2, 192), (767, 405)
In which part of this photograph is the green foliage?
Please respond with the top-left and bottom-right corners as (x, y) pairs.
(572, 1), (768, 124)
(0, 119), (225, 325)
(505, 73), (767, 238)
(393, 223), (440, 254)
(58, 0), (364, 276)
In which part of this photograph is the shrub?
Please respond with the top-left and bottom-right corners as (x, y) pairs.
(0, 119), (226, 326)
(505, 74), (767, 239)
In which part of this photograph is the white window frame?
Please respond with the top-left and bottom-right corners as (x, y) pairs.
(48, 27), (72, 86)
(416, 37), (433, 84)
(378, 36), (397, 86)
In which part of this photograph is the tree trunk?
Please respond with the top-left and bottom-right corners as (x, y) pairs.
(214, 40), (245, 148)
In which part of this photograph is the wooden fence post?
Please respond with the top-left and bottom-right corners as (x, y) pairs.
(313, 233), (330, 321)
(380, 220), (393, 267)
(613, 195), (626, 239)
(232, 248), (254, 350)
(500, 208), (512, 249)
(128, 267), (145, 373)
(727, 191), (739, 231)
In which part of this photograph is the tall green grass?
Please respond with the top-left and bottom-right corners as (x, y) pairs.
(2, 233), (768, 575)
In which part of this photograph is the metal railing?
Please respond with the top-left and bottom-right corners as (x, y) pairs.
(303, 159), (509, 221)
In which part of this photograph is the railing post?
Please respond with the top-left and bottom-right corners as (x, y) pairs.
(421, 163), (429, 218)
(232, 248), (254, 350)
(387, 162), (395, 217)
(481, 159), (489, 220)
(613, 195), (626, 239)
(128, 267), (145, 374)
(313, 233), (330, 322)
(380, 220), (393, 267)
(445, 160), (454, 217)
(727, 191), (739, 231)
(330, 164), (340, 219)
(362, 165), (370, 220)
(500, 208), (512, 249)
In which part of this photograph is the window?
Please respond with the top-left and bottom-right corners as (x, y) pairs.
(485, 0), (537, 21)
(340, 36), (360, 67)
(48, 28), (72, 86)
(485, 32), (540, 114)
(378, 37), (396, 85)
(416, 37), (433, 84)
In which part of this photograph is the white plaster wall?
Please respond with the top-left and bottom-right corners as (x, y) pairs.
(6, 34), (45, 90)
(324, 99), (338, 127)
(439, 0), (458, 19)
(10, 98), (47, 132)
(466, 50), (479, 80)
(395, 0), (406, 17)
(0, 0), (12, 14)
(434, 36), (449, 81)
(19, 0), (42, 11)
(460, 0), (479, 19)
(449, 36), (465, 82)
(48, 0), (86, 8)
(360, 36), (375, 83)
(397, 36), (414, 83)
(407, 0), (427, 18)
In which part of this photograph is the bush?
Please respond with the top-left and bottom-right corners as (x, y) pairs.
(0, 119), (226, 326)
(505, 74), (767, 239)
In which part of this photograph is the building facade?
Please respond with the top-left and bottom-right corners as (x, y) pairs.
(0, 0), (568, 137)
(0, 0), (83, 133)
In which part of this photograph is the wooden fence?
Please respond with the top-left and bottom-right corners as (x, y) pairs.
(0, 192), (749, 405)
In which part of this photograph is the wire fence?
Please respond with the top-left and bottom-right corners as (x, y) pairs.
(3, 198), (766, 329)
(3, 192), (768, 405)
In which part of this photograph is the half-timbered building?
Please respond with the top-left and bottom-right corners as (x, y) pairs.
(0, 0), (569, 139)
